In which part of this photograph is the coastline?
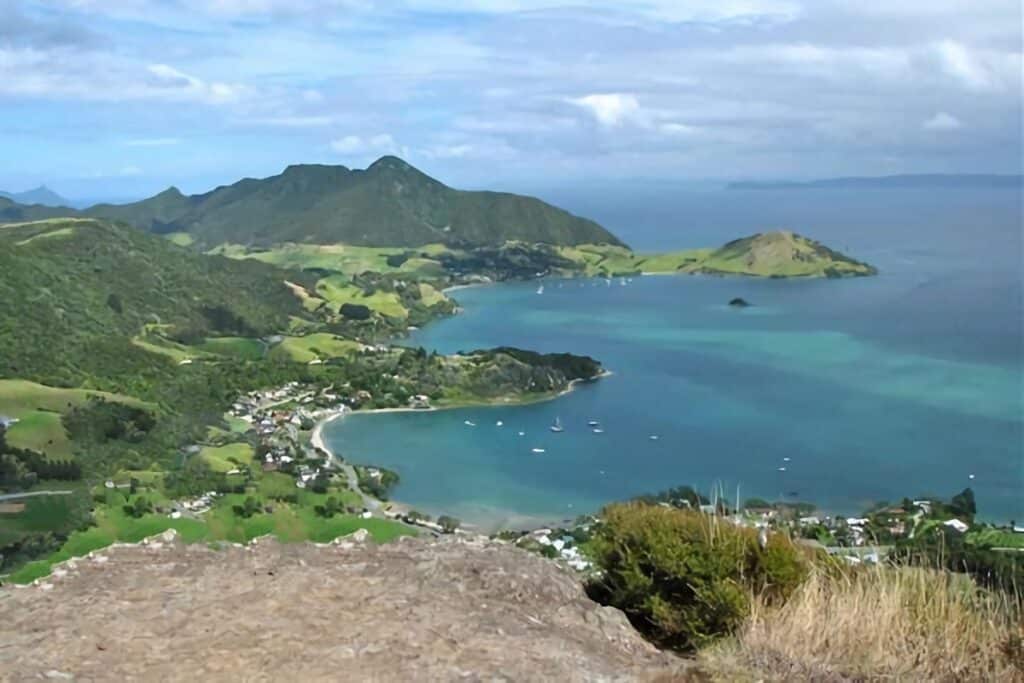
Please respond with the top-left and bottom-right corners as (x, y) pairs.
(310, 368), (611, 528)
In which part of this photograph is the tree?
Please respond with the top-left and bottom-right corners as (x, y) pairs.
(950, 488), (976, 519)
(316, 496), (342, 518)
(232, 496), (261, 518)
(438, 515), (460, 534)
(125, 496), (152, 518)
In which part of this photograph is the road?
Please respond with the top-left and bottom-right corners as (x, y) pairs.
(0, 490), (73, 502)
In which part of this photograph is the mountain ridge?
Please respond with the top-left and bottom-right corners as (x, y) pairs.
(0, 185), (69, 207)
(83, 157), (625, 249)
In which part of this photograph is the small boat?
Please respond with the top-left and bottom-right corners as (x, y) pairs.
(592, 428), (604, 434)
(464, 420), (476, 427)
(536, 284), (544, 294)
(550, 417), (564, 433)
(619, 278), (627, 286)
(783, 457), (791, 462)
(587, 420), (600, 427)
(778, 466), (787, 472)
(517, 431), (525, 436)
(496, 420), (504, 427)
(649, 435), (659, 441)
(531, 447), (546, 454)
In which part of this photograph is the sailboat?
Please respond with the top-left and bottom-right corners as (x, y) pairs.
(550, 417), (564, 433)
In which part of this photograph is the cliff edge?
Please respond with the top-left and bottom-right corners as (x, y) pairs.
(0, 532), (687, 681)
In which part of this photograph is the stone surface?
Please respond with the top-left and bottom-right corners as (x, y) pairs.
(0, 536), (689, 681)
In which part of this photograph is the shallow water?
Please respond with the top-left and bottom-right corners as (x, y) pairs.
(327, 187), (1023, 528)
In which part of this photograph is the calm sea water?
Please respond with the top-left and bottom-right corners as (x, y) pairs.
(327, 187), (1024, 529)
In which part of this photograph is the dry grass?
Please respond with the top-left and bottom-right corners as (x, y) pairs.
(700, 564), (1024, 682)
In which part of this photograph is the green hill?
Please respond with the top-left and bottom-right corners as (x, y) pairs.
(85, 156), (624, 249)
(675, 230), (877, 278)
(0, 217), (306, 388)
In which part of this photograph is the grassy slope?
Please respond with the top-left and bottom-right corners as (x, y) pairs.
(0, 380), (151, 461)
(268, 334), (364, 363)
(199, 443), (254, 473)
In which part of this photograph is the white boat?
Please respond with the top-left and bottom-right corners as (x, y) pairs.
(592, 428), (604, 434)
(517, 431), (525, 436)
(778, 466), (787, 472)
(550, 417), (564, 433)
(587, 420), (600, 427)
(531, 447), (546, 454)
(464, 420), (476, 427)
(649, 434), (659, 440)
(536, 284), (544, 294)
(783, 457), (790, 462)
(496, 420), (503, 427)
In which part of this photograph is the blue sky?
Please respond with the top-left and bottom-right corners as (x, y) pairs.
(1, 0), (1021, 199)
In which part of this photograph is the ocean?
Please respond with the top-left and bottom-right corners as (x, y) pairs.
(325, 186), (1023, 530)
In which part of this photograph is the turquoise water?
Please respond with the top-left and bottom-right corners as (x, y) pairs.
(327, 188), (1023, 530)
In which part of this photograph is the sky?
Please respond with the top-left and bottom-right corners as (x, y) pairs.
(0, 0), (1021, 199)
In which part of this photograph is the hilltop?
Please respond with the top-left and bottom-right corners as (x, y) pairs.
(0, 533), (682, 679)
(0, 185), (69, 207)
(84, 157), (624, 249)
(666, 230), (877, 278)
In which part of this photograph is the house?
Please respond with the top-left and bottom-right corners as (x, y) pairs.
(798, 516), (821, 527)
(408, 394), (431, 409)
(943, 518), (969, 533)
(699, 504), (717, 515)
(845, 517), (869, 527)
(913, 500), (933, 515)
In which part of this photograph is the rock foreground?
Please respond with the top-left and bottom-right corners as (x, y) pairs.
(0, 533), (687, 681)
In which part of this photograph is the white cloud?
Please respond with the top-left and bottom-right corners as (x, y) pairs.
(124, 137), (180, 146)
(147, 63), (244, 104)
(933, 40), (1012, 92)
(923, 112), (963, 131)
(660, 122), (698, 136)
(569, 93), (641, 127)
(330, 133), (398, 154)
(238, 115), (335, 127)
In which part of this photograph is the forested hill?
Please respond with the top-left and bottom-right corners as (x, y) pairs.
(84, 156), (625, 249)
(0, 218), (306, 389)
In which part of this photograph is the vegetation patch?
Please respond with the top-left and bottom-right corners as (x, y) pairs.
(198, 443), (254, 473)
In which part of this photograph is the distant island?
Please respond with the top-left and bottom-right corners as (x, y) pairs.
(727, 174), (1022, 191)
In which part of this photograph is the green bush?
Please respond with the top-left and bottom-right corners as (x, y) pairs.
(587, 502), (808, 652)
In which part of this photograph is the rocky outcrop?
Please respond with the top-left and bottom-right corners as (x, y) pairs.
(0, 533), (687, 681)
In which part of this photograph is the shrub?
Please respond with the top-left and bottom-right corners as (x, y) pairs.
(340, 303), (371, 320)
(587, 502), (808, 651)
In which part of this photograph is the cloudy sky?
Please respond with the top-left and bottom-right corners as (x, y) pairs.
(1, 0), (1020, 198)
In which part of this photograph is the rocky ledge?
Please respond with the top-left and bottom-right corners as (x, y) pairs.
(0, 532), (688, 681)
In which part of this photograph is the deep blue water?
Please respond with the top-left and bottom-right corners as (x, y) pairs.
(327, 187), (1024, 530)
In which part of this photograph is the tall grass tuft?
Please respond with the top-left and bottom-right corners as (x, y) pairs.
(701, 564), (1024, 681)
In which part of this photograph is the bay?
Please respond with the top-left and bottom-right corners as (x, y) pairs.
(326, 187), (1023, 530)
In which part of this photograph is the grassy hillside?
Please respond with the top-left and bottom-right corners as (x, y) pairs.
(557, 232), (876, 278)
(86, 157), (624, 249)
(0, 217), (306, 388)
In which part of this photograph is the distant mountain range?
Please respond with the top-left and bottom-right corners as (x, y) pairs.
(727, 174), (1022, 190)
(78, 156), (623, 249)
(0, 185), (69, 206)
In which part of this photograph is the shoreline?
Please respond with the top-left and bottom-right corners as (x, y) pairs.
(310, 369), (611, 529)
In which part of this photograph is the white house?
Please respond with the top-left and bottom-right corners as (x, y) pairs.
(943, 519), (969, 533)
